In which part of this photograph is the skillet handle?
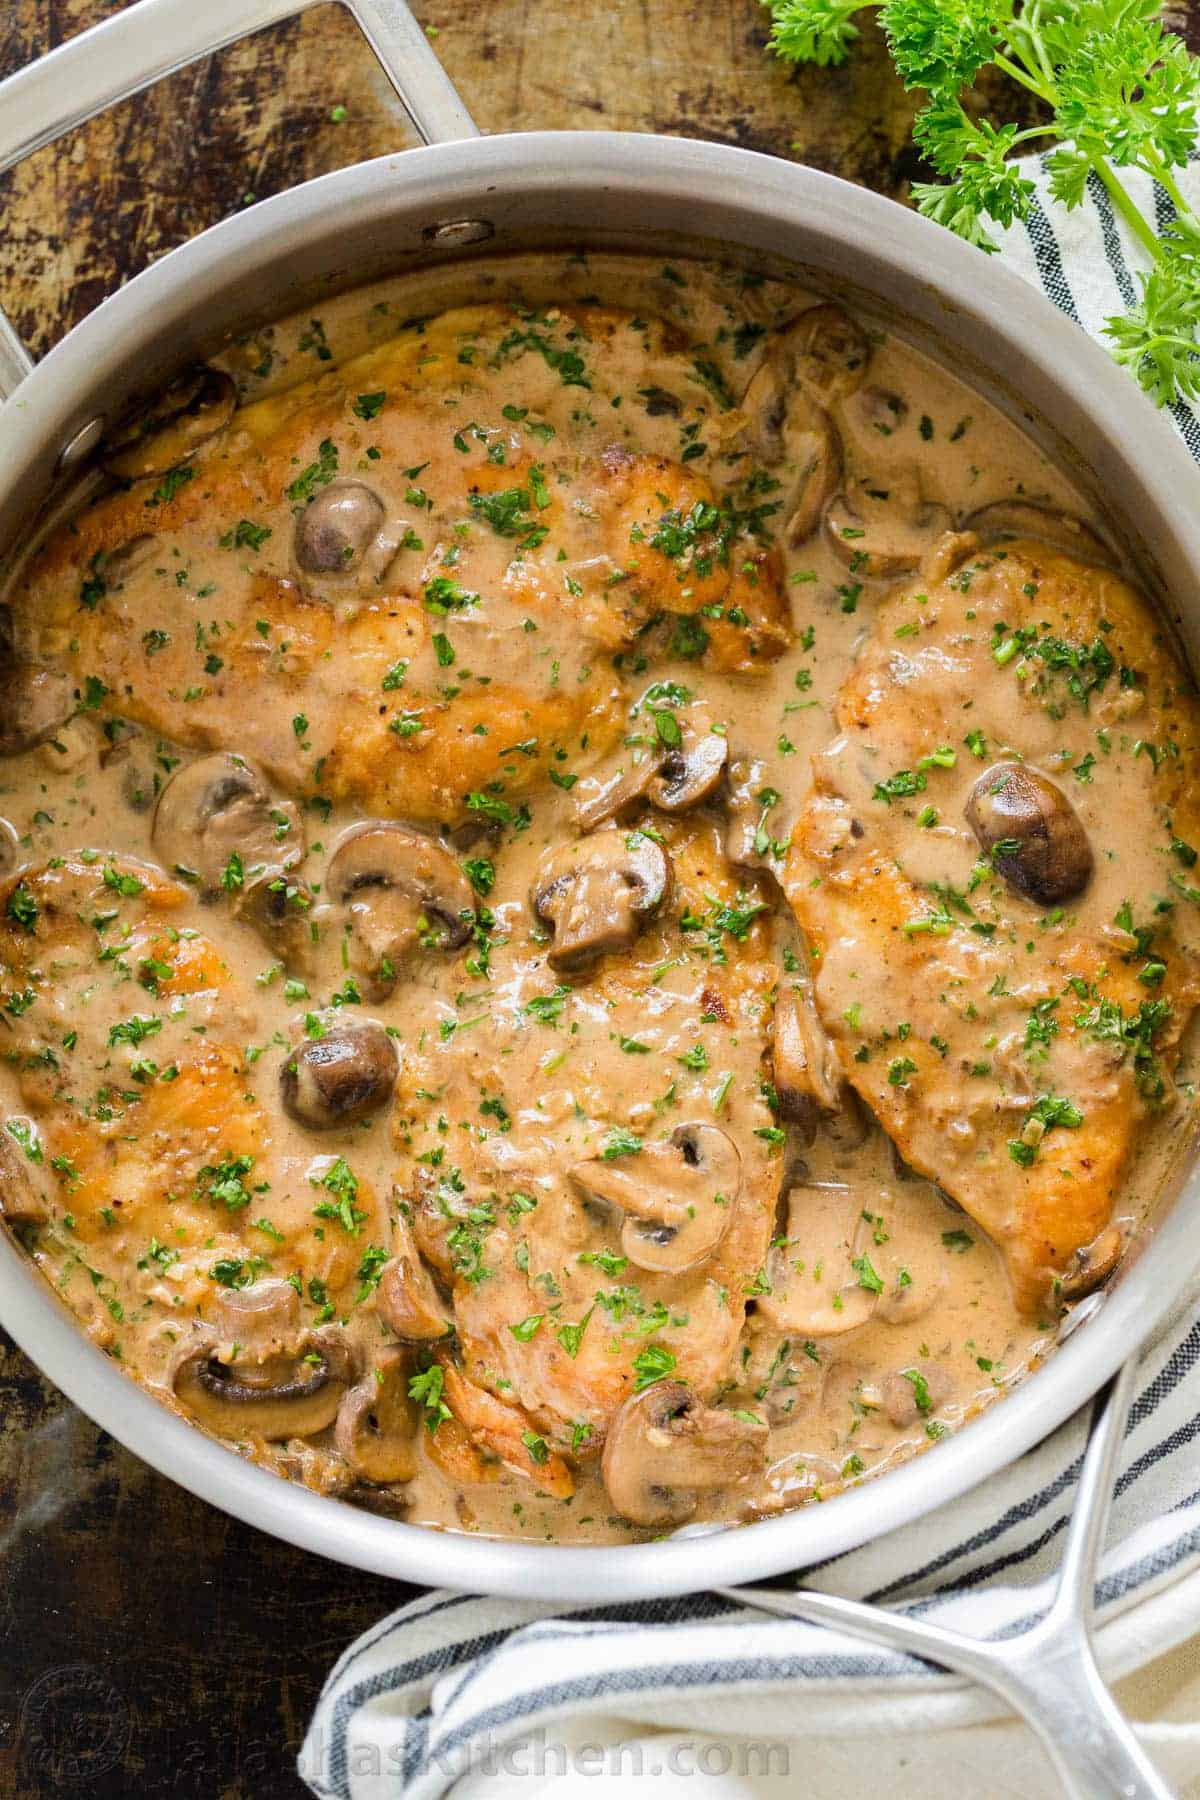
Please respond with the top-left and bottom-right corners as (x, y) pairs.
(0, 0), (478, 399)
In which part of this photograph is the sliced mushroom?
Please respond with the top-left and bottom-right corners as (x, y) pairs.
(574, 754), (659, 831)
(882, 1362), (954, 1429)
(236, 872), (318, 975)
(294, 481), (386, 575)
(963, 500), (1113, 566)
(0, 1124), (51, 1225)
(210, 1276), (302, 1351)
(825, 476), (953, 578)
(153, 752), (304, 892)
(281, 1016), (398, 1129)
(0, 660), (72, 758)
(0, 819), (18, 881)
(787, 303), (872, 405)
(571, 1122), (740, 1275)
(103, 366), (236, 481)
(171, 1323), (354, 1441)
(1058, 1224), (1122, 1301)
(601, 1381), (767, 1526)
(335, 1347), (418, 1484)
(575, 729), (726, 830)
(736, 356), (840, 546)
(377, 1214), (453, 1341)
(532, 829), (672, 971)
(757, 1183), (878, 1336)
(327, 823), (475, 1000)
(772, 986), (842, 1142)
(99, 723), (162, 814)
(647, 729), (728, 812)
(966, 760), (1093, 906)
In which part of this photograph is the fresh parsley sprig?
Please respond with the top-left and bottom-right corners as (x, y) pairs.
(764, 0), (1200, 405)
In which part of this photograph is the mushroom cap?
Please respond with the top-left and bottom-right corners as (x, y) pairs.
(532, 829), (673, 971)
(965, 760), (1093, 906)
(280, 1016), (399, 1129)
(601, 1381), (767, 1526)
(647, 729), (728, 812)
(376, 1216), (453, 1341)
(326, 823), (475, 997)
(573, 755), (660, 831)
(294, 481), (386, 576)
(0, 663), (72, 758)
(772, 986), (843, 1142)
(570, 1122), (741, 1274)
(171, 1323), (354, 1442)
(335, 1347), (418, 1484)
(152, 752), (304, 892)
(574, 729), (726, 830)
(962, 500), (1113, 567)
(103, 366), (236, 481)
(235, 872), (318, 976)
(1057, 1224), (1122, 1302)
(825, 482), (954, 578)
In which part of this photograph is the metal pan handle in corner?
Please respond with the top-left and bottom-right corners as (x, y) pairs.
(0, 0), (479, 399)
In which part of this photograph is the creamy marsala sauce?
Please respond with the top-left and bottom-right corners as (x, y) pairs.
(2, 253), (1198, 1545)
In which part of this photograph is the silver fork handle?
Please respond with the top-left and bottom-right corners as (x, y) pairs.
(0, 0), (478, 396)
(722, 1361), (1174, 1800)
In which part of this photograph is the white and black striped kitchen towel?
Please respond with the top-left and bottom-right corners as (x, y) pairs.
(301, 155), (1200, 1800)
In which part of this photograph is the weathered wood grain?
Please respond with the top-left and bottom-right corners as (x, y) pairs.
(0, 0), (967, 364)
(0, 3), (1195, 1796)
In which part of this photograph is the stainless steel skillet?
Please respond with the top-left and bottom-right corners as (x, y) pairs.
(0, 0), (1198, 1654)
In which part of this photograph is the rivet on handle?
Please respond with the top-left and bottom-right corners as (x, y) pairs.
(56, 418), (106, 472)
(422, 219), (496, 247)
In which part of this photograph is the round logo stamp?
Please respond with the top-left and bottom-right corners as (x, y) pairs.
(18, 1663), (131, 1785)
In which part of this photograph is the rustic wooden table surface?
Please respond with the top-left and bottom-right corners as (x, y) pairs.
(0, 3), (1191, 1796)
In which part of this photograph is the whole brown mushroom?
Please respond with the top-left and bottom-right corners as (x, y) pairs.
(280, 1016), (399, 1129)
(966, 761), (1093, 906)
(294, 481), (387, 575)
